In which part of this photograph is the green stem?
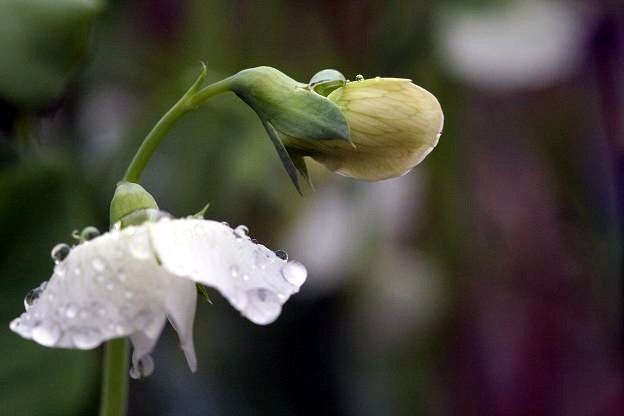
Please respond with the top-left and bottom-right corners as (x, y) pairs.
(123, 77), (232, 183)
(100, 70), (234, 416)
(99, 338), (130, 416)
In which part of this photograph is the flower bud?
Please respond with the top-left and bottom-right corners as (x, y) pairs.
(109, 182), (159, 227)
(284, 76), (444, 180)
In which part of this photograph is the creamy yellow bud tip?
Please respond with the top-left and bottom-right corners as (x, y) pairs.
(286, 77), (444, 180)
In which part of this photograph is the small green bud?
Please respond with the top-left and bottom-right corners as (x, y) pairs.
(109, 181), (159, 227)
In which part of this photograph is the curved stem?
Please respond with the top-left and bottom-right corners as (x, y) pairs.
(123, 77), (232, 183)
(99, 338), (130, 416)
(100, 71), (234, 416)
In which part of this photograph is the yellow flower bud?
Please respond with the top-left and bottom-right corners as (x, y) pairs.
(284, 77), (444, 180)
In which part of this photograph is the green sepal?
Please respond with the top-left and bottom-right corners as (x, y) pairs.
(109, 181), (158, 226)
(262, 120), (303, 195)
(192, 202), (211, 219)
(196, 283), (213, 304)
(231, 66), (350, 142)
(287, 149), (313, 190)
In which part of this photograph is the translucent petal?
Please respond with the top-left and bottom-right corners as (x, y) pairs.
(129, 314), (166, 379)
(149, 219), (308, 325)
(165, 278), (197, 372)
(9, 226), (176, 350)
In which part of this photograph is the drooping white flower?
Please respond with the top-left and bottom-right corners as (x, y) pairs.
(10, 218), (307, 378)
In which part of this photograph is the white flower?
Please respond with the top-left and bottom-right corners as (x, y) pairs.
(10, 218), (307, 378)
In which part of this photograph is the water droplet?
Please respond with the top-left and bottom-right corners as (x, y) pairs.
(130, 354), (154, 379)
(281, 261), (307, 286)
(81, 226), (100, 241)
(24, 284), (45, 310)
(65, 304), (78, 319)
(118, 271), (127, 282)
(233, 225), (249, 239)
(114, 324), (129, 335)
(32, 323), (61, 347)
(242, 274), (250, 281)
(129, 233), (151, 260)
(79, 310), (90, 320)
(246, 289), (281, 325)
(51, 243), (71, 264)
(9, 319), (20, 331)
(105, 282), (115, 291)
(74, 266), (82, 275)
(92, 257), (106, 272)
(72, 329), (100, 349)
(230, 265), (239, 277)
(194, 224), (205, 235)
(355, 74), (364, 81)
(274, 249), (288, 261)
(124, 290), (134, 299)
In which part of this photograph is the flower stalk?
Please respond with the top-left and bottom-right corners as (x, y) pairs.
(100, 339), (130, 416)
(123, 65), (232, 183)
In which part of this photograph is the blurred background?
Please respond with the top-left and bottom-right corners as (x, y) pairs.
(0, 0), (622, 415)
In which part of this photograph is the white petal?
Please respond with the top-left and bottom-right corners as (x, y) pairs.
(165, 278), (197, 372)
(149, 219), (307, 325)
(129, 313), (166, 379)
(10, 225), (178, 350)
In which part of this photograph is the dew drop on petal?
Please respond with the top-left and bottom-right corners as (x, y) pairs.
(81, 226), (100, 241)
(281, 261), (307, 286)
(65, 304), (78, 319)
(274, 249), (288, 261)
(129, 233), (151, 260)
(9, 319), (20, 331)
(72, 329), (101, 349)
(32, 323), (61, 347)
(130, 354), (155, 379)
(242, 274), (250, 281)
(246, 289), (281, 325)
(233, 225), (249, 239)
(50, 243), (71, 264)
(92, 257), (106, 272)
(24, 284), (45, 310)
(230, 265), (239, 277)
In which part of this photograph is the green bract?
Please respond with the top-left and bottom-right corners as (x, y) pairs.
(229, 67), (350, 193)
(231, 67), (349, 142)
(109, 182), (159, 227)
